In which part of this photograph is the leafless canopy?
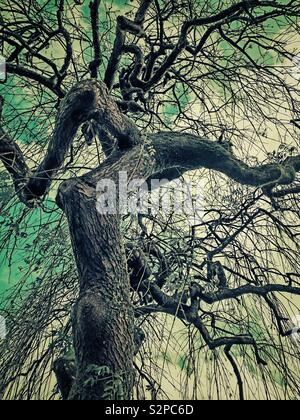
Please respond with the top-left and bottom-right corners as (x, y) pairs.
(0, 0), (300, 400)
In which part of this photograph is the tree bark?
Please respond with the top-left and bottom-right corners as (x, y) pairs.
(57, 175), (135, 400)
(55, 144), (155, 400)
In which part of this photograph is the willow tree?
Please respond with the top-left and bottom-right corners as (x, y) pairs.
(1, 0), (300, 400)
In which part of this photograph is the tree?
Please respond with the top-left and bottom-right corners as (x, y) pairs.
(0, 0), (300, 400)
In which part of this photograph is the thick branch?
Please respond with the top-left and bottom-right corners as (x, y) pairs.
(0, 80), (141, 206)
(2, 89), (300, 207)
(151, 132), (300, 191)
(136, 283), (300, 315)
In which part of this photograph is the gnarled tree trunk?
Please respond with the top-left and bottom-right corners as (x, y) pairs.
(56, 143), (155, 400)
(58, 186), (134, 399)
(2, 80), (300, 400)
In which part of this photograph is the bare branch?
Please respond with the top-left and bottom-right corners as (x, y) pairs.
(89, 0), (102, 79)
(104, 0), (153, 89)
(197, 283), (300, 304)
(151, 132), (300, 191)
(6, 63), (65, 98)
(224, 345), (244, 401)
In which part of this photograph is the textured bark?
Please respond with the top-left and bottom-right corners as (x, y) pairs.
(57, 177), (135, 400)
(150, 132), (300, 188)
(56, 146), (155, 400)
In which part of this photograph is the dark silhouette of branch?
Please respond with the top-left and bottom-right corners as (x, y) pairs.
(5, 63), (65, 98)
(104, 0), (153, 89)
(89, 0), (102, 78)
(197, 283), (300, 304)
(225, 345), (244, 401)
(56, 0), (73, 82)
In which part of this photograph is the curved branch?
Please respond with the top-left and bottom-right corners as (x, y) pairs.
(135, 284), (267, 365)
(6, 63), (65, 98)
(2, 88), (300, 207)
(140, 0), (274, 91)
(104, 0), (153, 89)
(89, 0), (102, 78)
(224, 345), (244, 401)
(151, 132), (300, 191)
(197, 284), (300, 304)
(0, 80), (141, 206)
